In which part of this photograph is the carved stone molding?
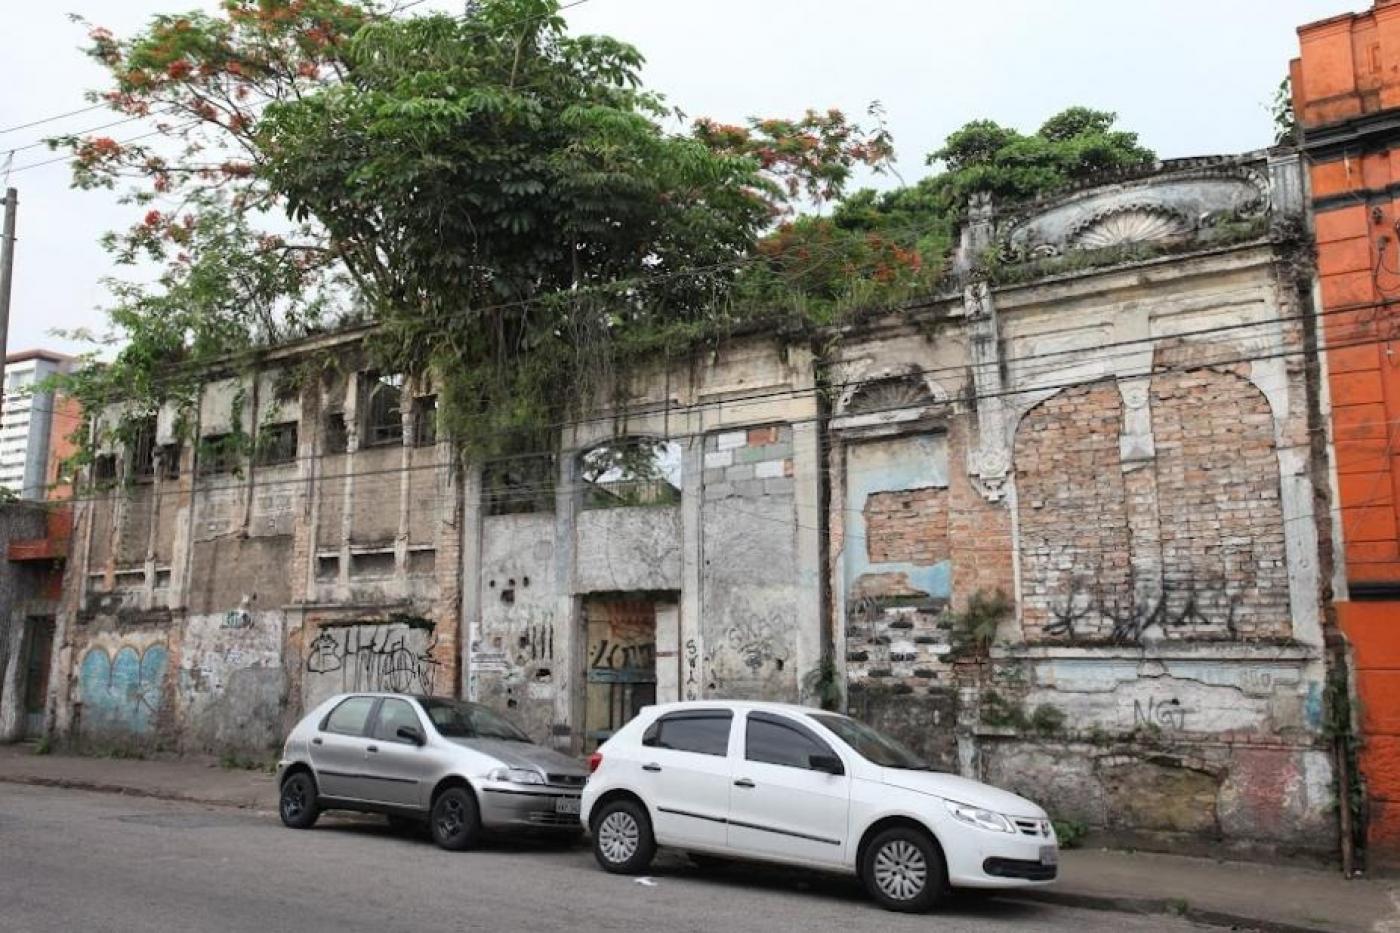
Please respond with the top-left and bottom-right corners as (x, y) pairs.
(1070, 204), (1193, 250)
(996, 162), (1272, 265)
(969, 444), (1012, 502)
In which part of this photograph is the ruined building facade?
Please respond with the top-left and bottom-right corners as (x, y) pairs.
(44, 152), (1343, 861)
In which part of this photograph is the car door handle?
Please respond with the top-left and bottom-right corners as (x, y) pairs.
(311, 737), (322, 746)
(366, 745), (379, 753)
(734, 778), (755, 788)
(642, 763), (662, 772)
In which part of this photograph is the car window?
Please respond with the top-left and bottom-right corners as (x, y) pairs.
(642, 711), (732, 756)
(808, 712), (929, 770)
(373, 698), (421, 743)
(745, 712), (835, 770)
(418, 697), (532, 742)
(323, 696), (376, 737)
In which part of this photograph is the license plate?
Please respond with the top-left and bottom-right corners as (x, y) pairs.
(555, 796), (581, 815)
(1039, 845), (1058, 866)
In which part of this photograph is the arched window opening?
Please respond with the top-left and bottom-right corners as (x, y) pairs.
(579, 438), (682, 509)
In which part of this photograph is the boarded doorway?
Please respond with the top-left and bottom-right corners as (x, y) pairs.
(582, 596), (678, 749)
(23, 618), (55, 738)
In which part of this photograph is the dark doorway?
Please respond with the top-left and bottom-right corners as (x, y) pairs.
(582, 598), (659, 750)
(23, 618), (55, 738)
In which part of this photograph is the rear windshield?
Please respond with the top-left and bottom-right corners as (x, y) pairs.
(808, 713), (929, 770)
(418, 698), (531, 742)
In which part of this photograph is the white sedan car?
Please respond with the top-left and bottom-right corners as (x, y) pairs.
(580, 700), (1057, 912)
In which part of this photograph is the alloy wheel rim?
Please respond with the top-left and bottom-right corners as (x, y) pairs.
(873, 839), (928, 901)
(437, 797), (464, 839)
(597, 811), (640, 863)
(282, 780), (304, 818)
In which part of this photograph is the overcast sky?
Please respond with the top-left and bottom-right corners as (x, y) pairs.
(1, 0), (1350, 357)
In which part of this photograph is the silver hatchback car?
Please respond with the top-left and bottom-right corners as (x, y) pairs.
(276, 693), (588, 850)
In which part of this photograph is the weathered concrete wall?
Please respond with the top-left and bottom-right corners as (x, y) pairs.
(702, 425), (799, 700)
(176, 610), (287, 753)
(471, 512), (559, 740)
(574, 506), (682, 594)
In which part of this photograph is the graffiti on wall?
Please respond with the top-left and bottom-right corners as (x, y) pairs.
(1134, 696), (1191, 732)
(1045, 575), (1243, 644)
(305, 620), (439, 695)
(684, 638), (699, 700)
(726, 617), (779, 673)
(79, 643), (168, 736)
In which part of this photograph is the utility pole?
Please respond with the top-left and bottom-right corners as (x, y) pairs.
(0, 187), (15, 419)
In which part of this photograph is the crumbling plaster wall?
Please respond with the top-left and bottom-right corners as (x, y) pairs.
(470, 513), (559, 741)
(973, 242), (1331, 856)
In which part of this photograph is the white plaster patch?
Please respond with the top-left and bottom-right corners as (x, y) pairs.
(704, 450), (734, 469)
(716, 431), (748, 450)
(755, 460), (785, 479)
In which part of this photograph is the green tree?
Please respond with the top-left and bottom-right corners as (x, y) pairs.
(253, 1), (888, 454)
(57, 0), (889, 458)
(735, 107), (1155, 313)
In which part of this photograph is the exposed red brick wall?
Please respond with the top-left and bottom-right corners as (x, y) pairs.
(864, 487), (949, 565)
(946, 420), (1014, 607)
(1015, 381), (1132, 639)
(1151, 366), (1290, 639)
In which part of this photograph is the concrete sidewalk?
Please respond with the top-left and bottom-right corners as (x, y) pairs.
(0, 743), (1394, 932)
(0, 742), (276, 811)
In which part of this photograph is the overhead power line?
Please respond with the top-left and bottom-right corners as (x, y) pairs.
(33, 324), (1400, 508)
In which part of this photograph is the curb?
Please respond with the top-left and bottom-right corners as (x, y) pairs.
(1001, 888), (1335, 933)
(0, 773), (275, 813)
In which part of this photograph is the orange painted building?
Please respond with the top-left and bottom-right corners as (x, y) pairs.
(1295, 0), (1400, 868)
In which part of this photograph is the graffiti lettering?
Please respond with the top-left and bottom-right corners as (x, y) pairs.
(221, 609), (251, 630)
(305, 623), (439, 695)
(684, 638), (699, 700)
(518, 623), (553, 662)
(726, 618), (779, 672)
(589, 638), (656, 672)
(1133, 696), (1190, 732)
(79, 643), (168, 736)
(1046, 576), (1241, 644)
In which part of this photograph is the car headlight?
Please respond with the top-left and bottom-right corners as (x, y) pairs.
(488, 767), (545, 785)
(944, 800), (1015, 833)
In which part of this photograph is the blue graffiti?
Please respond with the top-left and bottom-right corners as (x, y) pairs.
(1304, 680), (1324, 731)
(80, 644), (168, 736)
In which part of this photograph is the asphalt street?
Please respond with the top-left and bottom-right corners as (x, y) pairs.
(0, 784), (1212, 933)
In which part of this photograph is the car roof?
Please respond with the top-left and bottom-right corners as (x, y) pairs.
(644, 699), (836, 717)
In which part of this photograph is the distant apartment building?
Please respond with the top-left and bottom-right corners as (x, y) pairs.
(1, 350), (76, 500)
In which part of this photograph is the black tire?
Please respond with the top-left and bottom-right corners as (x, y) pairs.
(590, 799), (656, 874)
(430, 787), (481, 851)
(860, 826), (946, 913)
(279, 772), (320, 830)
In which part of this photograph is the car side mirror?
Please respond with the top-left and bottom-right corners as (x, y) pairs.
(809, 753), (844, 775)
(397, 725), (425, 746)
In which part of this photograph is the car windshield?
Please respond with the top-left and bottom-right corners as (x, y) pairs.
(418, 698), (531, 742)
(808, 713), (931, 770)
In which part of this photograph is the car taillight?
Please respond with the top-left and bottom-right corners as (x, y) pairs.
(587, 751), (603, 773)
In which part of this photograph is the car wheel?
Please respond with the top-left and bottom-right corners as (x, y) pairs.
(430, 787), (481, 851)
(279, 772), (320, 830)
(862, 827), (945, 913)
(591, 799), (655, 874)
